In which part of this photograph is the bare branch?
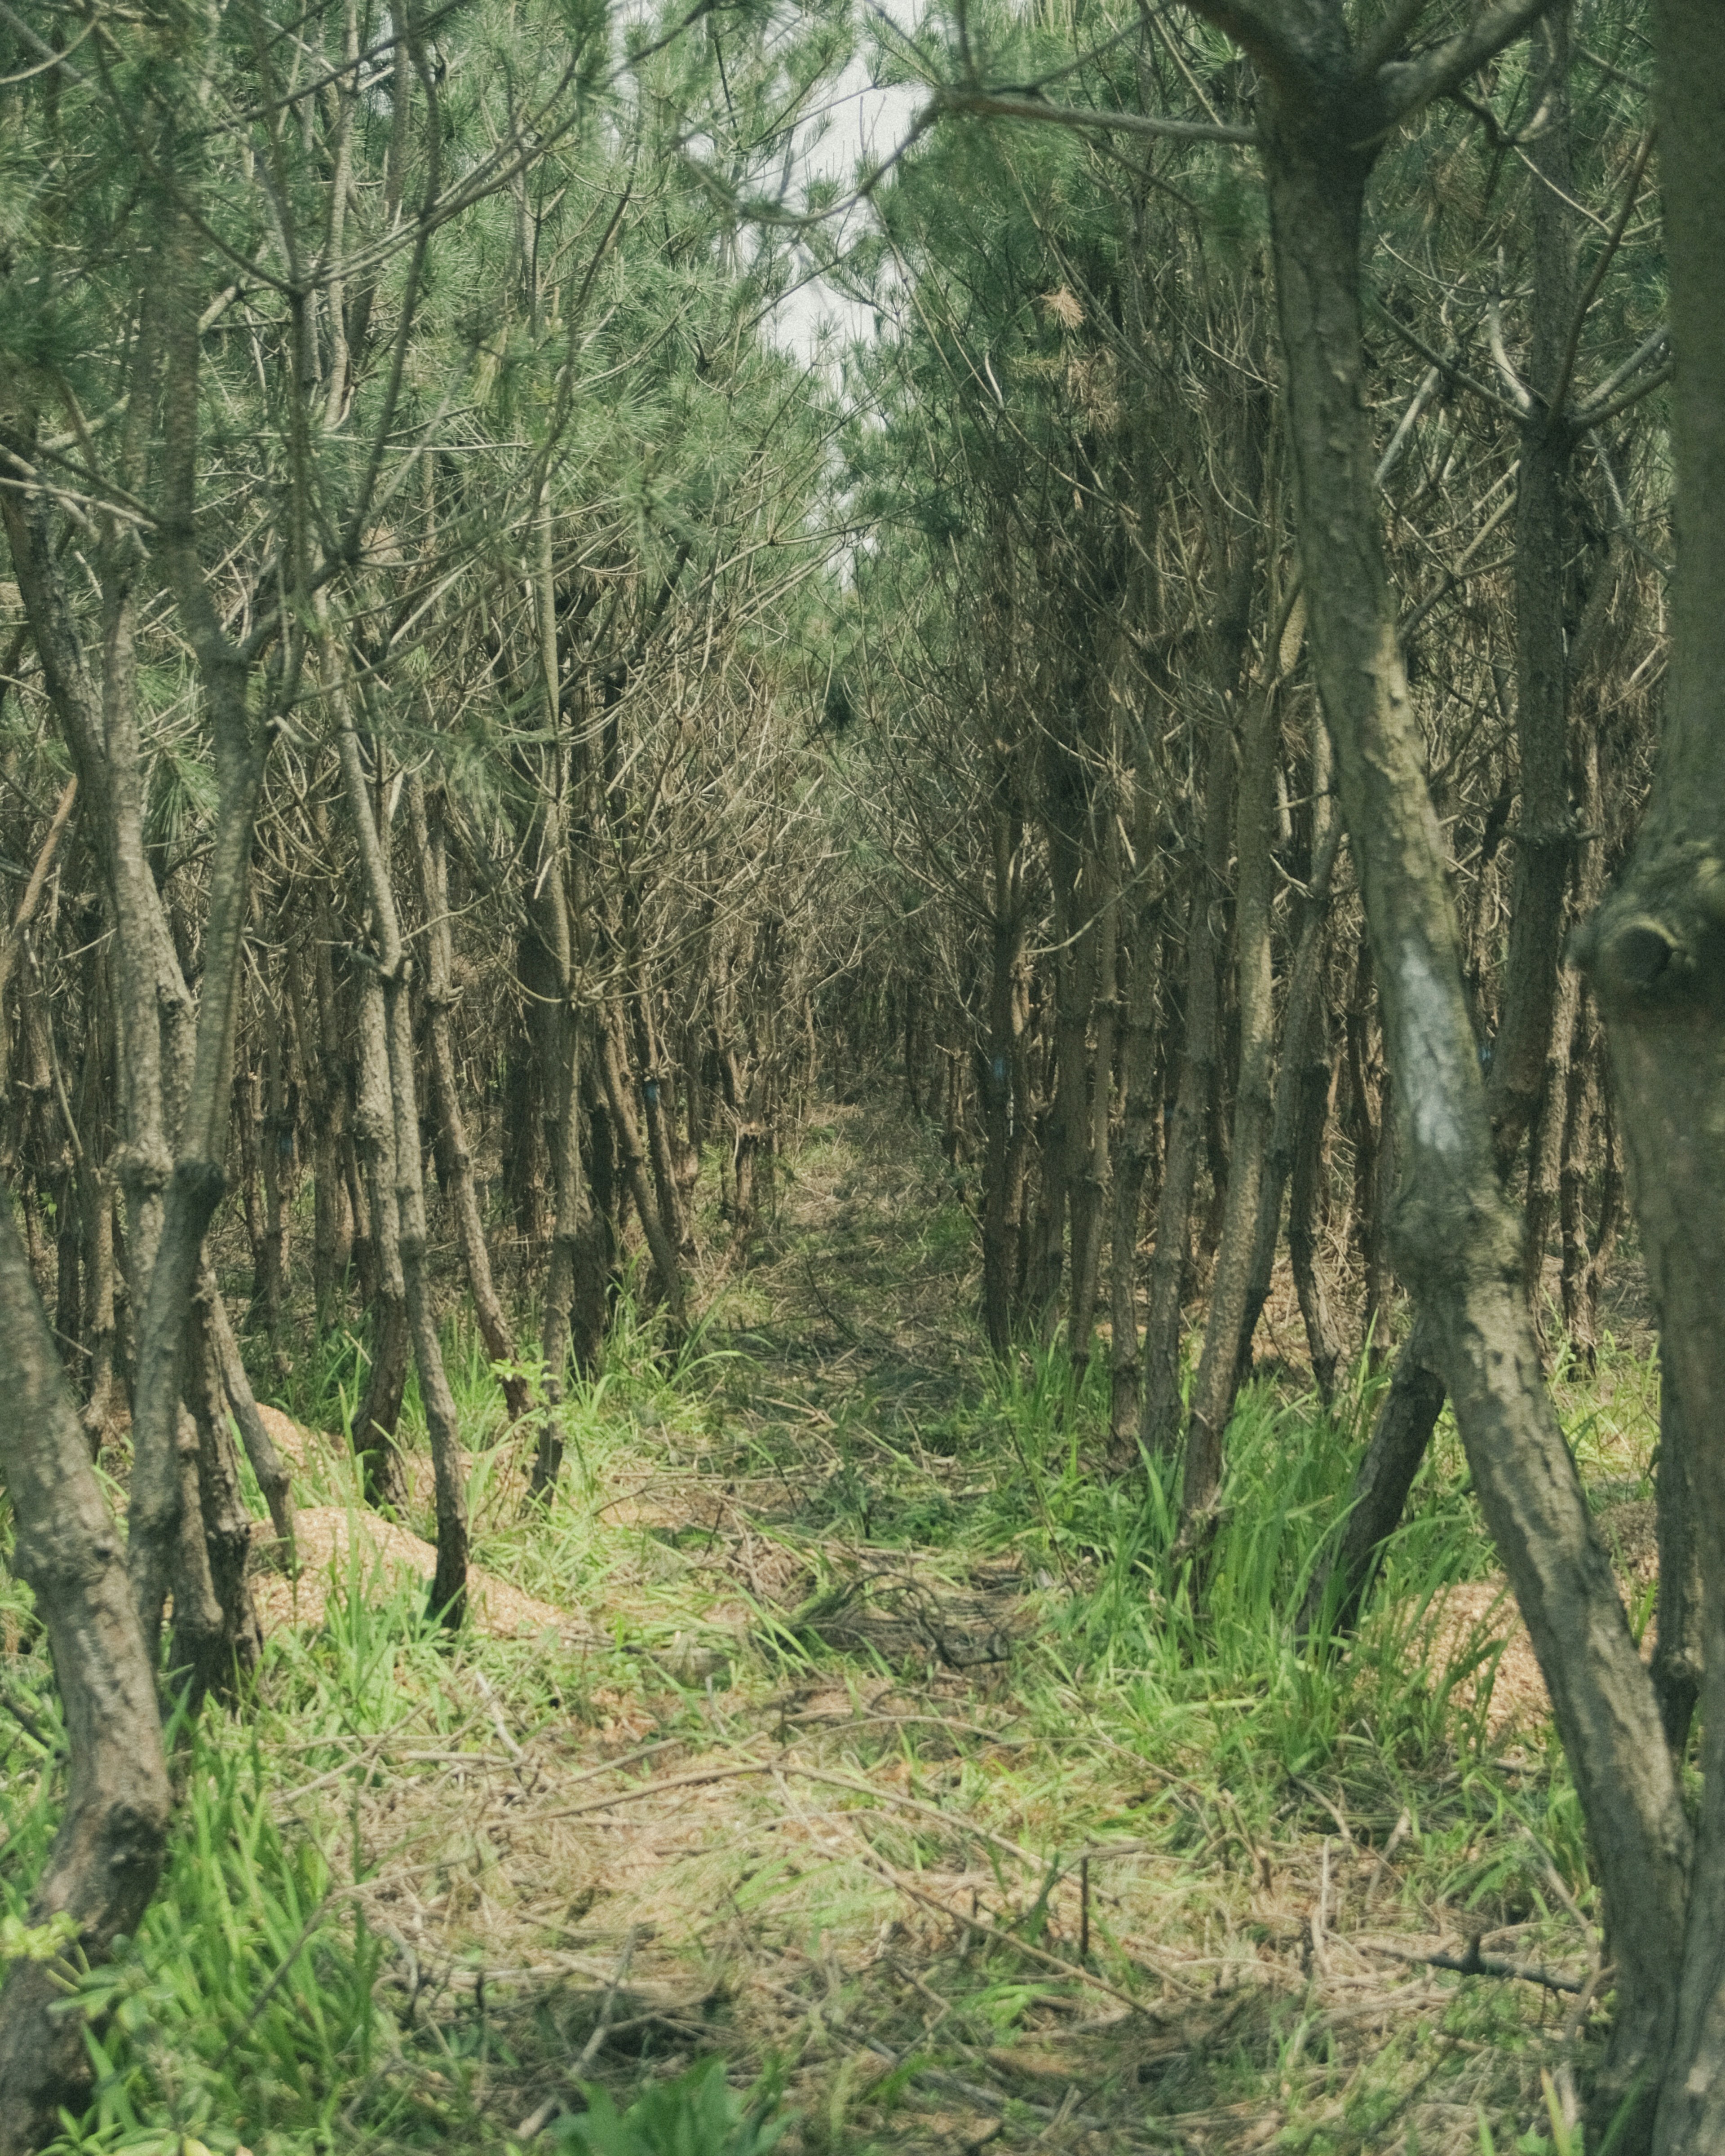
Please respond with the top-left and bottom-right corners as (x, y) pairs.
(1574, 362), (1671, 438)
(931, 86), (1256, 146)
(1376, 0), (1560, 127)
(1550, 129), (1657, 417)
(1574, 322), (1668, 425)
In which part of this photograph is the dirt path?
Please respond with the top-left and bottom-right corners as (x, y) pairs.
(248, 1101), (1652, 2154)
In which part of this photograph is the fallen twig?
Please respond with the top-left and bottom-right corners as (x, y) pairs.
(855, 1847), (1191, 2011)
(1357, 1935), (1585, 1993)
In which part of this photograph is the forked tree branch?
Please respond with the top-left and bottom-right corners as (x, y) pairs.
(1357, 0), (1432, 77)
(1376, 0), (1562, 127)
(1181, 0), (1325, 95)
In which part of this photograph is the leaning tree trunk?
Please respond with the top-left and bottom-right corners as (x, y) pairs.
(1301, 15), (1587, 1637)
(0, 1197), (172, 2156)
(1172, 9), (1693, 2140)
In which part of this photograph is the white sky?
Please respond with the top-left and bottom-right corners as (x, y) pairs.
(769, 23), (927, 368)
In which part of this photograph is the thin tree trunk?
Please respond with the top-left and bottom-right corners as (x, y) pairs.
(387, 969), (469, 1627)
(79, 1174), (119, 1451)
(531, 1009), (605, 1499)
(1183, 675), (1279, 1530)
(598, 1003), (689, 1336)
(1559, 711), (1610, 1360)
(1067, 825), (1119, 1382)
(1519, 969), (1576, 1324)
(1650, 1340), (1702, 1758)
(1028, 826), (1080, 1338)
(1301, 1305), (1447, 1635)
(1288, 1007), (1342, 1403)
(254, 963), (292, 1343)
(332, 670), (468, 1618)
(290, 856), (354, 1330)
(635, 989), (692, 1263)
(409, 775), (530, 1425)
(201, 1259), (295, 1545)
(351, 971), (412, 1514)
(1107, 786), (1161, 1456)
(1234, 805), (1343, 1395)
(982, 802), (1026, 1356)
(1138, 723), (1233, 1455)
(177, 1299), (263, 1700)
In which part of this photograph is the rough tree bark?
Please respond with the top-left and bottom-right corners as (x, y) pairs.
(1300, 14), (1596, 1637)
(1172, 3), (1690, 2140)
(0, 1199), (172, 2156)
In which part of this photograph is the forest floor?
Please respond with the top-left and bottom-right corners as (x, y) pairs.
(1, 1102), (1669, 2156)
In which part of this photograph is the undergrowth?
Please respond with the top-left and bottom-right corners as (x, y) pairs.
(0, 1108), (1660, 2156)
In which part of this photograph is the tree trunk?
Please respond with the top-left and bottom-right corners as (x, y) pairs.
(351, 970), (412, 1514)
(1183, 675), (1279, 1530)
(1138, 722), (1233, 1455)
(200, 1260), (295, 1545)
(386, 969), (469, 1627)
(409, 776), (530, 1426)
(1650, 1340), (1702, 1758)
(531, 1007), (606, 1498)
(1234, 801), (1343, 1397)
(982, 801), (1026, 1355)
(0, 1197), (171, 2156)
(1300, 12), (1588, 1622)
(635, 990), (693, 1265)
(1202, 19), (1693, 2138)
(1489, 18), (1579, 1179)
(177, 1297), (263, 1700)
(1583, 10), (1725, 2139)
(331, 669), (468, 1619)
(288, 857), (354, 1332)
(598, 1004), (689, 1335)
(253, 960), (292, 1346)
(1301, 1304), (1447, 1635)
(1067, 818), (1119, 1383)
(1287, 1005), (1341, 1404)
(1108, 787), (1161, 1453)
